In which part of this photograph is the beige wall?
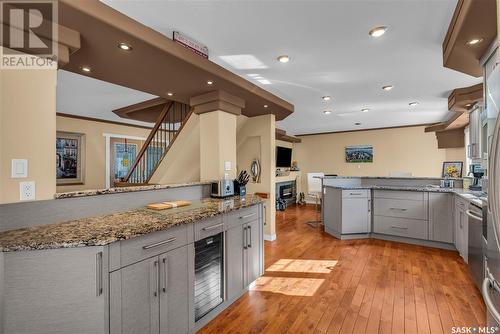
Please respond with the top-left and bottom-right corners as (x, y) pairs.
(1, 68), (57, 204)
(237, 114), (276, 238)
(150, 113), (201, 184)
(294, 125), (465, 194)
(56, 116), (150, 192)
(199, 111), (237, 180)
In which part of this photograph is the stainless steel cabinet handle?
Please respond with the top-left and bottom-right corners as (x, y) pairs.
(95, 251), (103, 297)
(142, 237), (177, 250)
(162, 257), (168, 293)
(391, 226), (408, 230)
(389, 208), (408, 211)
(202, 223), (223, 231)
(153, 260), (159, 297)
(243, 227), (248, 249)
(368, 199), (371, 213)
(465, 210), (482, 221)
(482, 276), (500, 325)
(349, 192), (362, 196)
(248, 226), (252, 248)
(239, 213), (256, 220)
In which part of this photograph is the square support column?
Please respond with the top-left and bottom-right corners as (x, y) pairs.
(190, 90), (245, 181)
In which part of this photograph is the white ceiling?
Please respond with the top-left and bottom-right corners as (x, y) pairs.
(57, 70), (156, 127)
(102, 0), (481, 135)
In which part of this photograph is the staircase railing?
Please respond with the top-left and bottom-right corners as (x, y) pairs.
(121, 101), (193, 185)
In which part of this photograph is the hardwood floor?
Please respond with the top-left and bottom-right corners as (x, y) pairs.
(199, 204), (485, 334)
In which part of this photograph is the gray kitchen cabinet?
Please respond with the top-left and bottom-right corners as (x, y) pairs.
(225, 224), (244, 300)
(245, 219), (262, 286)
(429, 193), (454, 243)
(455, 196), (469, 262)
(110, 257), (159, 334)
(2, 247), (108, 334)
(159, 246), (189, 334)
(323, 188), (371, 238)
(342, 196), (371, 234)
(110, 245), (189, 334)
(468, 105), (482, 160)
(225, 210), (263, 299)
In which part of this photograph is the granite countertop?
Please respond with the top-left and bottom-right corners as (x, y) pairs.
(319, 176), (462, 180)
(54, 180), (214, 199)
(325, 185), (485, 205)
(0, 195), (262, 252)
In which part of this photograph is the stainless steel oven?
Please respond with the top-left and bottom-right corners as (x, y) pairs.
(468, 202), (485, 289)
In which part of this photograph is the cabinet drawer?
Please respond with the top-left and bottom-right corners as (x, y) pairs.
(374, 198), (428, 220)
(194, 216), (224, 241)
(374, 216), (428, 240)
(374, 190), (425, 201)
(342, 189), (369, 198)
(115, 224), (188, 269)
(226, 205), (259, 229)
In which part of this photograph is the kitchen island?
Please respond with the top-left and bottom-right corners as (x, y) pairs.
(321, 176), (485, 250)
(0, 195), (264, 334)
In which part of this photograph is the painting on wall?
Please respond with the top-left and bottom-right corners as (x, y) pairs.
(56, 131), (85, 185)
(345, 145), (373, 163)
(442, 161), (463, 178)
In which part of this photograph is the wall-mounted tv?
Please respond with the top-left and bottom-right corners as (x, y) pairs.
(276, 146), (292, 167)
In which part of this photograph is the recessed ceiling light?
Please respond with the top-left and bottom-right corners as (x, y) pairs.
(382, 85), (393, 91)
(277, 55), (290, 63)
(361, 108), (370, 113)
(355, 122), (362, 125)
(80, 66), (92, 73)
(465, 103), (472, 107)
(409, 101), (419, 106)
(467, 38), (483, 46)
(369, 26), (387, 38)
(167, 92), (173, 97)
(322, 96), (331, 101)
(118, 42), (132, 51)
(264, 104), (268, 108)
(323, 110), (332, 115)
(207, 80), (214, 85)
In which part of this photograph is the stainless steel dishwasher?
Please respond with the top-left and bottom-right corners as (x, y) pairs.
(467, 201), (485, 289)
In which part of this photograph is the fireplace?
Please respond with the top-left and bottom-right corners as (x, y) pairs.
(276, 180), (296, 207)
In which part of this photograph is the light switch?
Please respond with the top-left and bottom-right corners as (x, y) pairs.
(11, 159), (28, 178)
(224, 161), (232, 171)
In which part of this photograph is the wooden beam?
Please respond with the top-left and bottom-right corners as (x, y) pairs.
(448, 83), (483, 113)
(435, 128), (465, 148)
(275, 128), (302, 143)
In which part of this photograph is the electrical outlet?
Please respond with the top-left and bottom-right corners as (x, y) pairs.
(20, 181), (35, 201)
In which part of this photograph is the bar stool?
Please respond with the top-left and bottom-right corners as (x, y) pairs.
(306, 172), (324, 228)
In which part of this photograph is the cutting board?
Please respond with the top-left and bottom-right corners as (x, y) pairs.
(146, 200), (191, 210)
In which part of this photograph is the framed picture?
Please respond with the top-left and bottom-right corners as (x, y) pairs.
(442, 161), (463, 178)
(56, 131), (85, 185)
(345, 145), (373, 163)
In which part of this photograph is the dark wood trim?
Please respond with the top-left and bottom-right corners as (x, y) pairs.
(123, 102), (173, 182)
(56, 112), (154, 130)
(295, 123), (433, 137)
(144, 107), (195, 183)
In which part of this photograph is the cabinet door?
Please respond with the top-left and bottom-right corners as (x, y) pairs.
(110, 257), (160, 334)
(3, 247), (106, 334)
(159, 245), (189, 334)
(460, 209), (469, 262)
(342, 198), (369, 233)
(429, 193), (454, 243)
(226, 224), (245, 300)
(469, 107), (481, 159)
(246, 219), (262, 285)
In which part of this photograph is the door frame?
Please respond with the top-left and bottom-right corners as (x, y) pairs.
(103, 133), (146, 188)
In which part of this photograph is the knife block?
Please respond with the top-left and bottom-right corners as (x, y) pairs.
(233, 180), (247, 197)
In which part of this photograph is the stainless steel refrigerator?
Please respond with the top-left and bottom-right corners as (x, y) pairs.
(482, 42), (500, 326)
